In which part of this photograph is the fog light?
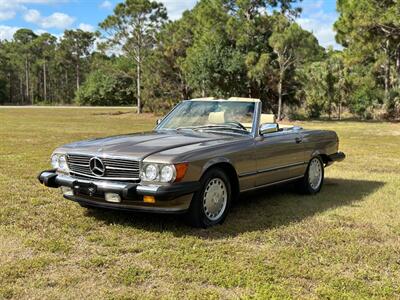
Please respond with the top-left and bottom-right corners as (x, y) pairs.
(143, 195), (156, 204)
(105, 193), (121, 203)
(61, 186), (73, 196)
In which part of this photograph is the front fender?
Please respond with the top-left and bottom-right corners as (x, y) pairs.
(201, 157), (234, 177)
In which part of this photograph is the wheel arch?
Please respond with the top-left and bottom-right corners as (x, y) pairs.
(201, 158), (240, 199)
(310, 150), (329, 162)
(309, 150), (330, 167)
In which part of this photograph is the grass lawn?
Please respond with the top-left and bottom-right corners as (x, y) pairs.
(0, 107), (399, 299)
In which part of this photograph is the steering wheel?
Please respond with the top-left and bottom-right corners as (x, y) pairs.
(224, 121), (247, 131)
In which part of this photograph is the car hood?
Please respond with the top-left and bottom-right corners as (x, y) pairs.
(56, 130), (243, 160)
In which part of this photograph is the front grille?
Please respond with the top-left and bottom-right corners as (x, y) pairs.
(67, 154), (140, 181)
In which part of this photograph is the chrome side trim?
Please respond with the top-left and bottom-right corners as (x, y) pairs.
(257, 162), (307, 174)
(241, 175), (304, 192)
(238, 161), (307, 178)
(239, 171), (257, 178)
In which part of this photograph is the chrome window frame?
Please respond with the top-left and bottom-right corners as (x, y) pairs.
(155, 100), (260, 136)
(252, 101), (262, 138)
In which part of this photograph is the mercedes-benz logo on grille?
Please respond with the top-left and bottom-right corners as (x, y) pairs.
(89, 157), (105, 176)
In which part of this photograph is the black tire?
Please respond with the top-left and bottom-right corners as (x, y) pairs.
(298, 156), (324, 194)
(185, 168), (232, 228)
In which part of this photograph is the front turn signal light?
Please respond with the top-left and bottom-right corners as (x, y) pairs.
(143, 195), (156, 203)
(174, 163), (188, 182)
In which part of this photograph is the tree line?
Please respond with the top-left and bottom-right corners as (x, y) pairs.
(0, 0), (399, 120)
(0, 29), (97, 106)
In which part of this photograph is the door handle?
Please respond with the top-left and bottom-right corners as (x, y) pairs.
(295, 137), (303, 144)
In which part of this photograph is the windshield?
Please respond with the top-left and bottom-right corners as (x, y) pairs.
(157, 101), (255, 133)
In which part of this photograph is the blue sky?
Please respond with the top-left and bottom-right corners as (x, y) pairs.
(0, 0), (340, 49)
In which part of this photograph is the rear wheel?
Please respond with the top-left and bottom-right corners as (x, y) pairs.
(186, 168), (232, 228)
(298, 156), (324, 194)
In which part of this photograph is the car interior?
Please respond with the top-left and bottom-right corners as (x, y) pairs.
(208, 111), (294, 133)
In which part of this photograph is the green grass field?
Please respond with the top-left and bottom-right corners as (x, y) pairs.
(1, 107), (399, 299)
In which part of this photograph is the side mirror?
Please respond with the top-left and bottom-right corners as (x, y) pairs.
(260, 123), (279, 135)
(156, 118), (163, 125)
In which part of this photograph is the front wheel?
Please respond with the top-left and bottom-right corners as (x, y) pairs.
(298, 156), (324, 194)
(186, 168), (232, 228)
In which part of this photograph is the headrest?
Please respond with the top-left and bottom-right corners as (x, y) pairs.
(260, 114), (276, 124)
(208, 111), (225, 124)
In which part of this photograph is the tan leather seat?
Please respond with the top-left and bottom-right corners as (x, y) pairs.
(243, 114), (276, 130)
(279, 124), (294, 129)
(208, 112), (225, 124)
(260, 114), (276, 124)
(260, 114), (293, 130)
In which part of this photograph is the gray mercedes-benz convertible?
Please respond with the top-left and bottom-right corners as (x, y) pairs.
(38, 97), (345, 227)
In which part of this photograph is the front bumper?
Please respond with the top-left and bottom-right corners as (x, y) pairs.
(38, 170), (200, 213)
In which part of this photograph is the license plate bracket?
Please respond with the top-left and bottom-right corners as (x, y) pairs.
(73, 182), (98, 196)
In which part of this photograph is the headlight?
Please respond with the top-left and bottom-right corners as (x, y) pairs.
(51, 154), (59, 169)
(141, 163), (186, 183)
(51, 153), (69, 172)
(160, 165), (176, 183)
(58, 155), (69, 171)
(143, 164), (159, 181)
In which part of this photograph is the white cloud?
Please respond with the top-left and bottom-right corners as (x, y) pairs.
(0, 1), (25, 21)
(79, 23), (95, 32)
(159, 0), (197, 20)
(100, 0), (112, 10)
(0, 10), (16, 21)
(15, 0), (69, 3)
(296, 0), (342, 50)
(23, 9), (75, 29)
(0, 0), (72, 21)
(41, 12), (75, 29)
(297, 12), (342, 50)
(301, 0), (324, 11)
(0, 25), (20, 41)
(23, 8), (40, 22)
